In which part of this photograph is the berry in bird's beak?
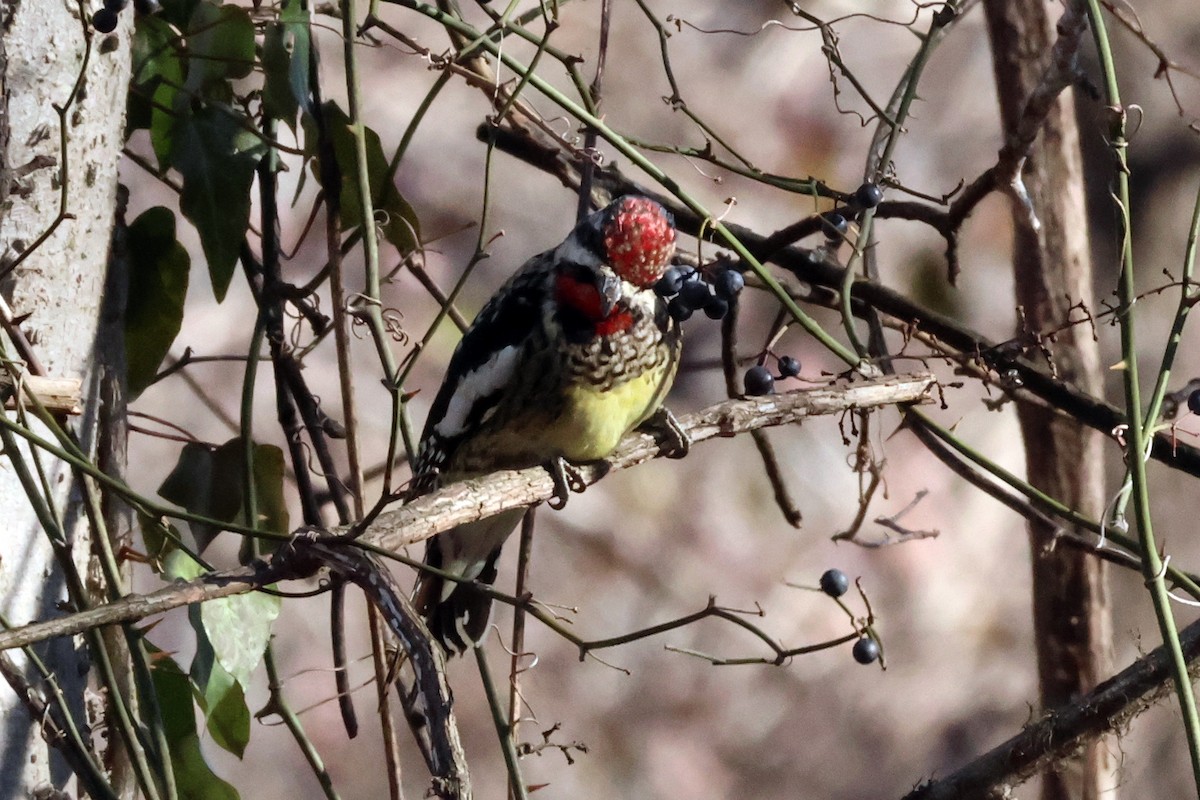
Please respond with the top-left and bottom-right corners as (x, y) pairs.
(602, 196), (676, 288)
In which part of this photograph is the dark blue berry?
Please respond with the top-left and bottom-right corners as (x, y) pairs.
(680, 279), (712, 309)
(852, 637), (880, 665)
(819, 568), (848, 597)
(821, 212), (848, 241)
(778, 356), (801, 379)
(854, 182), (884, 209)
(703, 296), (729, 320)
(1189, 389), (1200, 416)
(655, 267), (685, 297)
(92, 7), (119, 30)
(743, 365), (775, 396)
(714, 269), (745, 300)
(134, 0), (161, 13)
(668, 296), (693, 322)
(104, 0), (128, 10)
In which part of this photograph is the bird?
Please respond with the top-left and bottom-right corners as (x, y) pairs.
(409, 195), (688, 653)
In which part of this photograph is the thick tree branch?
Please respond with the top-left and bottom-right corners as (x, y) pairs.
(363, 372), (934, 553)
(902, 614), (1200, 799)
(0, 373), (935, 652)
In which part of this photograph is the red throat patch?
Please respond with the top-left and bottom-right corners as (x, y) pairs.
(555, 274), (634, 336)
(602, 197), (676, 288)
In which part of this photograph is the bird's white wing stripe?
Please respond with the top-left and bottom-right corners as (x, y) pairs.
(433, 345), (521, 439)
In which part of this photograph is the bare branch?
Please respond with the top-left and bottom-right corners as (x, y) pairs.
(903, 615), (1200, 799)
(0, 373), (936, 653)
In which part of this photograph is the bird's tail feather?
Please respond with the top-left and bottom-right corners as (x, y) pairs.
(414, 539), (501, 655)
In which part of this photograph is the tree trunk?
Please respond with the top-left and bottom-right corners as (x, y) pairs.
(984, 2), (1115, 799)
(0, 6), (131, 796)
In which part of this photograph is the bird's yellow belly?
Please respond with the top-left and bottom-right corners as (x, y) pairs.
(551, 372), (664, 461)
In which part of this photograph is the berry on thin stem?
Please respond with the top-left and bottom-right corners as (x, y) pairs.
(743, 365), (775, 396)
(1188, 388), (1200, 416)
(778, 355), (801, 379)
(852, 637), (880, 665)
(854, 182), (884, 209)
(714, 269), (744, 300)
(819, 568), (849, 598)
(680, 280), (711, 309)
(704, 296), (729, 320)
(821, 212), (848, 241)
(668, 296), (693, 322)
(654, 266), (685, 298)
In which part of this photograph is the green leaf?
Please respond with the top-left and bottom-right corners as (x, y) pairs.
(158, 441), (226, 551)
(185, 2), (255, 93)
(203, 668), (250, 759)
(308, 101), (421, 255)
(130, 16), (185, 162)
(171, 105), (264, 301)
(164, 551), (275, 760)
(156, 0), (201, 30)
(150, 81), (182, 169)
(190, 610), (251, 759)
(125, 207), (190, 398)
(150, 652), (242, 800)
(262, 0), (311, 133)
(199, 581), (280, 688)
(157, 438), (289, 552)
(251, 442), (288, 536)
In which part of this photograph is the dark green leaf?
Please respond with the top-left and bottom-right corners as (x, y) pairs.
(125, 207), (190, 398)
(150, 651), (242, 800)
(309, 101), (421, 255)
(171, 105), (264, 301)
(262, 0), (311, 132)
(203, 668), (249, 759)
(189, 608), (252, 759)
(157, 438), (289, 552)
(156, 0), (200, 31)
(130, 16), (184, 161)
(158, 441), (226, 551)
(165, 551), (275, 760)
(185, 2), (255, 93)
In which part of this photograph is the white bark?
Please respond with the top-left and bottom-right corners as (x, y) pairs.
(0, 3), (130, 796)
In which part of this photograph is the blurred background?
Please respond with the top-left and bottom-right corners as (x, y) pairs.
(124, 0), (1200, 797)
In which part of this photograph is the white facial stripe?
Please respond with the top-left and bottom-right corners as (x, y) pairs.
(554, 237), (602, 269)
(434, 345), (521, 439)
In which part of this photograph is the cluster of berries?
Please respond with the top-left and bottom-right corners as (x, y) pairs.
(738, 181), (884, 396)
(654, 263), (745, 322)
(93, 0), (158, 32)
(819, 568), (880, 665)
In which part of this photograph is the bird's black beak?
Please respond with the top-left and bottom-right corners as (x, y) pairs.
(596, 271), (622, 317)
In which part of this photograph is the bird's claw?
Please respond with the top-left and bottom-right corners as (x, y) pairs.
(546, 456), (585, 509)
(643, 406), (690, 459)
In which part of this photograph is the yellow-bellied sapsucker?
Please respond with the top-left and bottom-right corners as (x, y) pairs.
(410, 195), (687, 652)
